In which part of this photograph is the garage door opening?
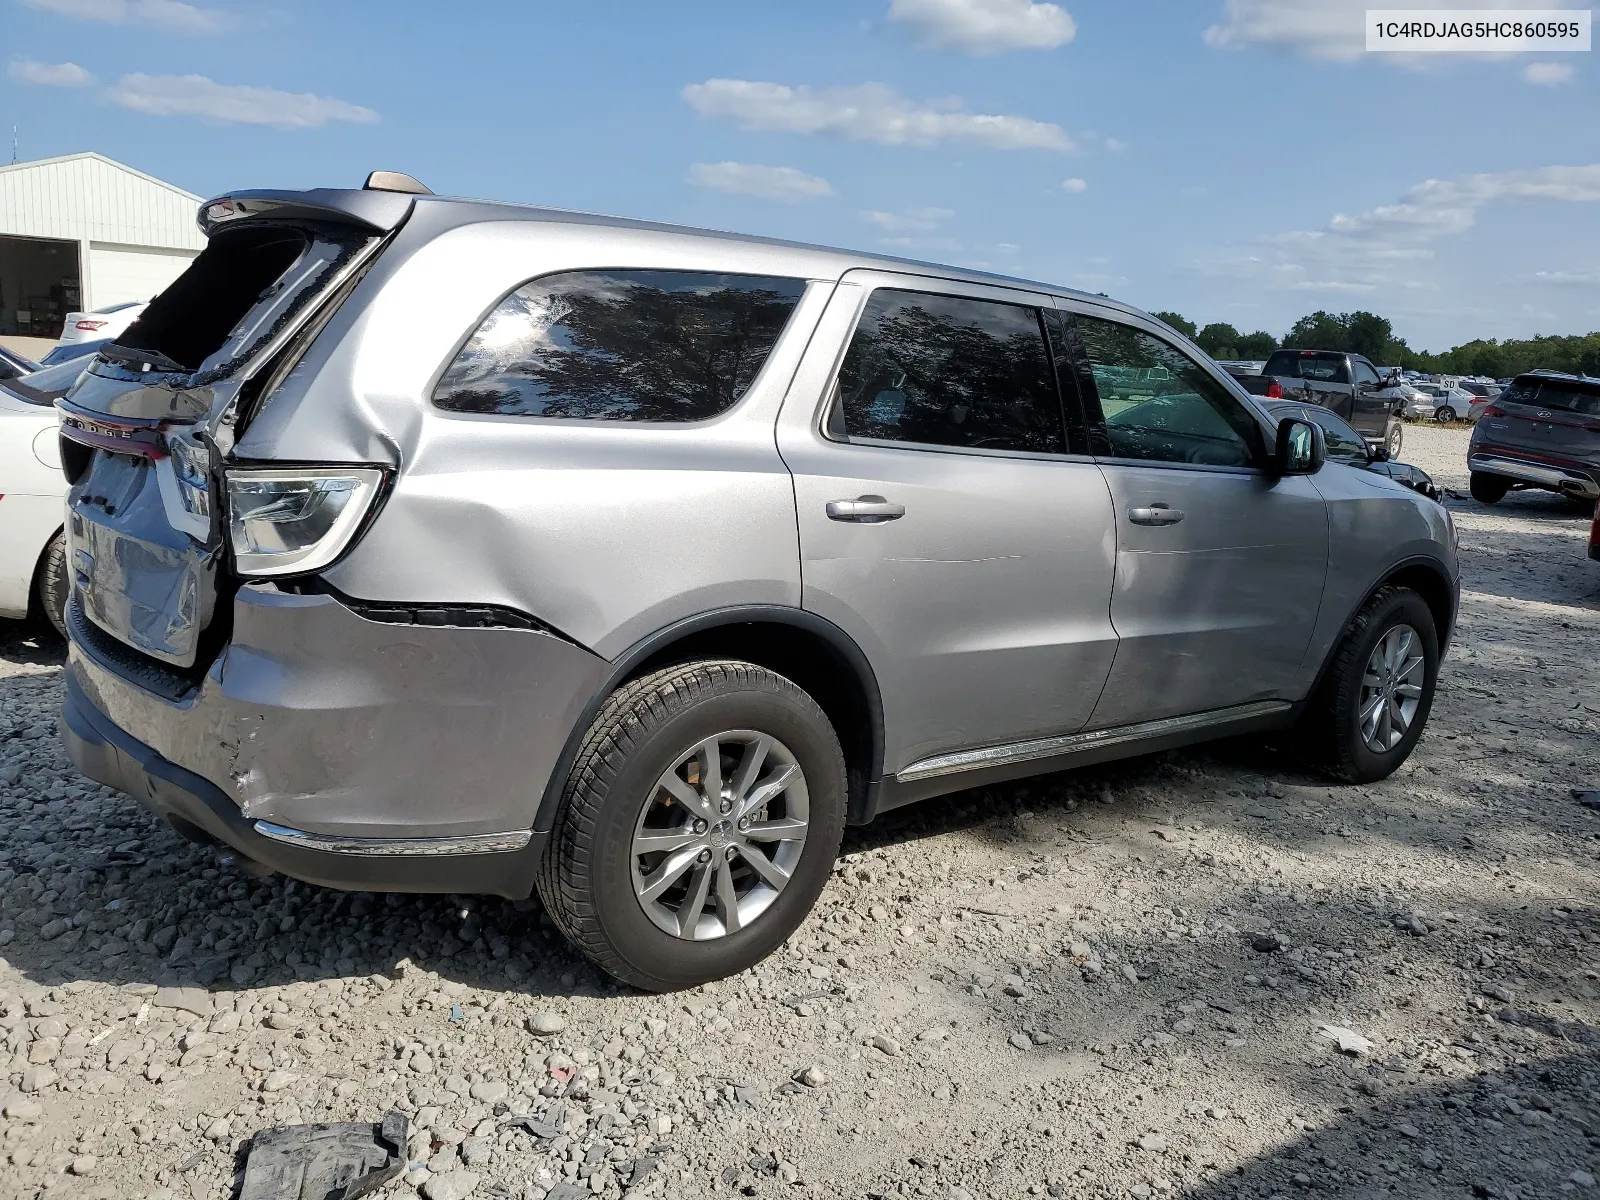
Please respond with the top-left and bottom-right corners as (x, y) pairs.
(0, 234), (81, 339)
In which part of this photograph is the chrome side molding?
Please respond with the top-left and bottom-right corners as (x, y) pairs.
(895, 700), (1294, 783)
(252, 822), (532, 856)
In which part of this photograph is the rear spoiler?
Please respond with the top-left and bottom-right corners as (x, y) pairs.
(197, 187), (417, 237)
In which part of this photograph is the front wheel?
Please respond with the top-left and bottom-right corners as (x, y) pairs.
(34, 532), (69, 640)
(537, 661), (846, 991)
(1434, 406), (1456, 423)
(1383, 419), (1404, 459)
(1298, 587), (1438, 784)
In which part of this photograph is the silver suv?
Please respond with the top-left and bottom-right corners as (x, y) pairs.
(58, 175), (1459, 990)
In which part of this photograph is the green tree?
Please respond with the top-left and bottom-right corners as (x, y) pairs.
(1151, 311), (1196, 338)
(1236, 330), (1279, 358)
(1283, 311), (1351, 352)
(1195, 322), (1243, 358)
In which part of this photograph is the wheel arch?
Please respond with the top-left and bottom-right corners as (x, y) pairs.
(1307, 556), (1457, 700)
(533, 605), (885, 833)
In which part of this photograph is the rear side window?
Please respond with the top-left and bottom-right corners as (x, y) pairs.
(433, 270), (806, 422)
(832, 289), (1063, 455)
(1264, 351), (1350, 384)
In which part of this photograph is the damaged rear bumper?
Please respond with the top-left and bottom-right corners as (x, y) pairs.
(61, 581), (611, 896)
(62, 677), (547, 896)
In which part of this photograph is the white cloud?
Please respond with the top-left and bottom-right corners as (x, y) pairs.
(1531, 268), (1600, 286)
(1200, 163), (1600, 298)
(859, 206), (954, 231)
(107, 74), (379, 128)
(21, 0), (222, 33)
(1524, 61), (1575, 86)
(1204, 0), (1564, 64)
(682, 79), (1072, 151)
(1060, 177), (1087, 193)
(888, 0), (1076, 55)
(688, 162), (834, 203)
(1103, 137), (1127, 152)
(8, 59), (92, 86)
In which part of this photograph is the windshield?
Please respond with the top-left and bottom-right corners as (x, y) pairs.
(1500, 376), (1600, 416)
(1263, 351), (1349, 383)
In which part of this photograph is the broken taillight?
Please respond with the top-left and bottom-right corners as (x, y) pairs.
(1265, 379), (1285, 399)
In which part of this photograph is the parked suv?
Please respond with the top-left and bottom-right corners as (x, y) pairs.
(1467, 371), (1600, 505)
(58, 177), (1459, 990)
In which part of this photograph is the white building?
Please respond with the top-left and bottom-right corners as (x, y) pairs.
(0, 152), (204, 344)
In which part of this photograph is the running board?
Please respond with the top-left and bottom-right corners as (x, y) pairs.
(895, 700), (1295, 784)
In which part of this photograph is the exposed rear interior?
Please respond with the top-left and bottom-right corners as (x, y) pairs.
(115, 225), (310, 371)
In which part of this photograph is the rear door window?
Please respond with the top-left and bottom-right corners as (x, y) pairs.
(831, 289), (1064, 455)
(1302, 408), (1370, 463)
(433, 270), (806, 422)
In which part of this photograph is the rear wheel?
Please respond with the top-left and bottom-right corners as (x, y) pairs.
(33, 532), (69, 640)
(1433, 406), (1456, 423)
(1299, 587), (1438, 784)
(537, 661), (846, 991)
(1469, 472), (1509, 504)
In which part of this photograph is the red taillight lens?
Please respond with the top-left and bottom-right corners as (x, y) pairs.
(1481, 406), (1504, 419)
(74, 319), (107, 331)
(1265, 379), (1284, 399)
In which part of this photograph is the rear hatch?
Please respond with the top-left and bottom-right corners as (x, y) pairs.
(59, 187), (412, 673)
(1476, 374), (1600, 466)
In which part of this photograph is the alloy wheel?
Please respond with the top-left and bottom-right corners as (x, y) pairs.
(631, 730), (809, 940)
(1358, 624), (1425, 753)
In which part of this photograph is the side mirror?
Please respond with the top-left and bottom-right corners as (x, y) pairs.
(1274, 417), (1325, 476)
(1370, 446), (1391, 463)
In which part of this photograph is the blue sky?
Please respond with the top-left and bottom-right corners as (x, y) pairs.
(4, 0), (1597, 350)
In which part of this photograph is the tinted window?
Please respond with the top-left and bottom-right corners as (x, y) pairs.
(1072, 314), (1261, 467)
(1351, 360), (1380, 386)
(1302, 408), (1369, 463)
(1263, 351), (1350, 384)
(1501, 376), (1600, 416)
(434, 270), (806, 421)
(834, 290), (1063, 454)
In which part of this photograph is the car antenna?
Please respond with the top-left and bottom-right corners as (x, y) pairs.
(363, 171), (433, 195)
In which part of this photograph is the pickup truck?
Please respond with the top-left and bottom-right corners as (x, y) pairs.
(1236, 350), (1408, 457)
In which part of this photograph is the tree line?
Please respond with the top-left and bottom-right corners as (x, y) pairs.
(1151, 309), (1600, 379)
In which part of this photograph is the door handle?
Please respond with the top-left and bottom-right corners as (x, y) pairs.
(826, 496), (905, 523)
(1128, 503), (1185, 526)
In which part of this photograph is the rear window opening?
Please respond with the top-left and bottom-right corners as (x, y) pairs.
(107, 221), (375, 382)
(114, 225), (310, 372)
(1263, 351), (1349, 384)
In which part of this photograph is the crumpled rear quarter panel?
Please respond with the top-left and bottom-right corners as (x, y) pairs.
(68, 583), (608, 838)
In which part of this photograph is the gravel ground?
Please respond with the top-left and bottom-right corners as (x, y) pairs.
(1, 422), (1597, 1200)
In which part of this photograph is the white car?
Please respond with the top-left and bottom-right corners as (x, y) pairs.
(0, 360), (79, 636)
(1407, 383), (1476, 422)
(56, 300), (146, 352)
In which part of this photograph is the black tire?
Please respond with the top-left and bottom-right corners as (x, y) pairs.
(33, 532), (69, 640)
(1299, 587), (1439, 784)
(1434, 406), (1456, 423)
(1469, 472), (1509, 504)
(1384, 419), (1404, 458)
(537, 660), (846, 991)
